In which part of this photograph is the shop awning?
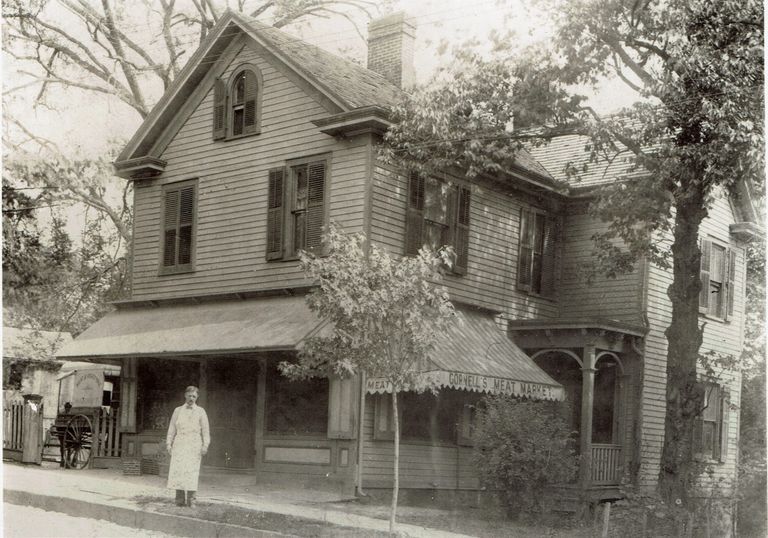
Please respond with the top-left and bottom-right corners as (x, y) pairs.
(365, 309), (564, 401)
(57, 296), (326, 360)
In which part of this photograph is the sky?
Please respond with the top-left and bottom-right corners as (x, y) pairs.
(3, 0), (642, 246)
(4, 0), (639, 160)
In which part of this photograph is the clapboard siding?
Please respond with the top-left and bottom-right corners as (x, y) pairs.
(559, 206), (642, 323)
(638, 192), (744, 490)
(131, 42), (368, 300)
(370, 163), (559, 319)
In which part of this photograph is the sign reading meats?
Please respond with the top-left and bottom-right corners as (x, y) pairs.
(365, 371), (562, 401)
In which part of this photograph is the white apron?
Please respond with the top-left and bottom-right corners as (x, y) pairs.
(166, 405), (210, 491)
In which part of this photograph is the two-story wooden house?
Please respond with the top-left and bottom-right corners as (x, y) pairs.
(59, 10), (758, 504)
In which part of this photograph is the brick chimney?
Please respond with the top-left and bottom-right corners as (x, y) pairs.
(367, 12), (416, 89)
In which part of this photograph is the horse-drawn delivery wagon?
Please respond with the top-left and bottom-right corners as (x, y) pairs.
(47, 363), (121, 469)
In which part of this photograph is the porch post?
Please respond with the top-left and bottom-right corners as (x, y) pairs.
(253, 358), (267, 468)
(580, 345), (597, 488)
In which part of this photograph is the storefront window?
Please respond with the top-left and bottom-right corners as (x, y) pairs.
(137, 358), (199, 432)
(400, 389), (470, 443)
(265, 361), (328, 436)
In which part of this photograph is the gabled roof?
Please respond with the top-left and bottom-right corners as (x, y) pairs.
(527, 133), (640, 188)
(529, 133), (759, 227)
(116, 10), (553, 184)
(3, 327), (73, 361)
(117, 9), (403, 164)
(237, 13), (404, 110)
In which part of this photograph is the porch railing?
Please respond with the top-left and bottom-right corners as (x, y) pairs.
(591, 443), (622, 485)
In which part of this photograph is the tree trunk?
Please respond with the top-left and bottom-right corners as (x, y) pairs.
(659, 185), (707, 505)
(390, 390), (400, 534)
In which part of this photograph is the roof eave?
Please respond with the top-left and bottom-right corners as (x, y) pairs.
(730, 222), (764, 242)
(312, 106), (392, 136)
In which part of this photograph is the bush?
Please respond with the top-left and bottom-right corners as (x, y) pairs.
(473, 396), (578, 518)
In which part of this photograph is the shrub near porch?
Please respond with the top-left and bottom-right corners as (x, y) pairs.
(473, 396), (578, 517)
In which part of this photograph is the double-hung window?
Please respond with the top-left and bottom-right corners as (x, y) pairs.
(405, 171), (470, 275)
(160, 179), (196, 274)
(694, 381), (730, 462)
(266, 156), (328, 260)
(517, 207), (557, 296)
(699, 238), (737, 319)
(212, 65), (262, 140)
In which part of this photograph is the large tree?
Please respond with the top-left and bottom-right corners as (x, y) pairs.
(382, 0), (763, 505)
(3, 0), (387, 119)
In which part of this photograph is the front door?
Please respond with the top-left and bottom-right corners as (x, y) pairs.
(203, 358), (257, 468)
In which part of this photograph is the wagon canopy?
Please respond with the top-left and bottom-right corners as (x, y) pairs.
(365, 308), (564, 401)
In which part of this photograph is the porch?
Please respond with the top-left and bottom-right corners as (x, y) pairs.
(508, 317), (647, 493)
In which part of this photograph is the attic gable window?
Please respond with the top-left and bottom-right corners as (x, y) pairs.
(517, 208), (557, 297)
(265, 155), (329, 260)
(159, 179), (197, 275)
(213, 65), (263, 140)
(405, 171), (470, 275)
(699, 238), (737, 320)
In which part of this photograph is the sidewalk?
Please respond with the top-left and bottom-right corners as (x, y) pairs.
(3, 462), (476, 537)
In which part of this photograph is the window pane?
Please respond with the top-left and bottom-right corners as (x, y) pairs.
(178, 225), (192, 265)
(709, 281), (723, 316)
(294, 212), (306, 252)
(703, 385), (719, 420)
(265, 362), (328, 435)
(424, 178), (449, 224)
(233, 108), (244, 135)
(234, 73), (245, 104)
(163, 229), (177, 266)
(702, 421), (716, 459)
(710, 244), (725, 283)
(295, 167), (308, 210)
(531, 252), (543, 293)
(400, 390), (465, 443)
(424, 221), (448, 250)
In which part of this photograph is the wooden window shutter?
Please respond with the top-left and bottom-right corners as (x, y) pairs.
(405, 171), (425, 256)
(727, 249), (737, 318)
(452, 186), (470, 275)
(517, 208), (534, 291)
(163, 190), (180, 267)
(327, 376), (358, 439)
(540, 215), (557, 297)
(119, 357), (138, 433)
(373, 393), (395, 440)
(177, 186), (195, 266)
(699, 239), (711, 314)
(243, 70), (259, 134)
(718, 389), (730, 462)
(266, 168), (285, 260)
(305, 161), (326, 252)
(213, 78), (226, 140)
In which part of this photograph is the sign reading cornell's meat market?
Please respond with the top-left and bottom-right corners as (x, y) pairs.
(365, 371), (563, 401)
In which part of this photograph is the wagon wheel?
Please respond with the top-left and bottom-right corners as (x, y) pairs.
(64, 414), (92, 469)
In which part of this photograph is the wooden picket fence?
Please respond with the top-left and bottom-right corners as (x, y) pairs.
(4, 400), (25, 451)
(93, 409), (121, 458)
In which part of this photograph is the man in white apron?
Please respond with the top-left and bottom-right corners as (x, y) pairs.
(166, 386), (210, 507)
